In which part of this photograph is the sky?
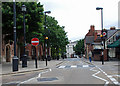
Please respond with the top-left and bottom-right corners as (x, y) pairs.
(39, 0), (120, 42)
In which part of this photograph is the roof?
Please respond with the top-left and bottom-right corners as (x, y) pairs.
(107, 29), (118, 39)
(85, 36), (94, 44)
(107, 38), (120, 48)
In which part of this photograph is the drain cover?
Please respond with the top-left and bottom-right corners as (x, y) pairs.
(37, 77), (58, 82)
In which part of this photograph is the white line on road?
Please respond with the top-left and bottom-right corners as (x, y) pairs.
(71, 65), (77, 68)
(16, 69), (52, 86)
(38, 68), (52, 78)
(110, 75), (120, 77)
(58, 66), (65, 69)
(95, 65), (120, 85)
(90, 67), (109, 86)
(83, 65), (89, 67)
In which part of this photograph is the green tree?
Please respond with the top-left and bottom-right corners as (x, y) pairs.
(2, 2), (44, 43)
(45, 16), (68, 59)
(2, 2), (44, 58)
(2, 2), (68, 60)
(74, 39), (84, 55)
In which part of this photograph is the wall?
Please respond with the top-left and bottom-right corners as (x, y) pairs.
(66, 41), (77, 58)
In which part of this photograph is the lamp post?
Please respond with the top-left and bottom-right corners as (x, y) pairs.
(96, 7), (104, 65)
(13, 0), (18, 72)
(44, 11), (51, 66)
(22, 4), (27, 67)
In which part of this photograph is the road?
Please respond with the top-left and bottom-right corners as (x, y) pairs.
(2, 58), (120, 86)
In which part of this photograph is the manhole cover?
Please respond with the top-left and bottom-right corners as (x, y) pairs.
(37, 77), (58, 82)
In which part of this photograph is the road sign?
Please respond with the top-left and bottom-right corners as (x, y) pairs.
(31, 38), (39, 46)
(103, 32), (106, 36)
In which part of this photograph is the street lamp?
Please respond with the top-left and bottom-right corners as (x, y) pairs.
(44, 11), (51, 66)
(22, 4), (27, 67)
(96, 7), (104, 65)
(13, 1), (18, 72)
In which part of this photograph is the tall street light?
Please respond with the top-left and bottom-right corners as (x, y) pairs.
(13, 0), (18, 71)
(44, 11), (51, 66)
(96, 7), (104, 65)
(22, 4), (27, 67)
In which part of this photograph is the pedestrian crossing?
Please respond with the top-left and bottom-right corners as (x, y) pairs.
(57, 65), (95, 69)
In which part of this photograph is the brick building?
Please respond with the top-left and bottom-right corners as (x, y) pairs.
(1, 34), (51, 62)
(84, 25), (107, 61)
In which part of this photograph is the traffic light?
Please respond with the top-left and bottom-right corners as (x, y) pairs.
(45, 37), (48, 40)
(103, 29), (107, 38)
(100, 35), (103, 38)
(101, 29), (107, 38)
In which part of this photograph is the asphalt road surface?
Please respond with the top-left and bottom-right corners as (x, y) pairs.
(2, 58), (119, 86)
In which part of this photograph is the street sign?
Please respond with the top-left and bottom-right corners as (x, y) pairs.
(103, 32), (106, 36)
(31, 38), (39, 46)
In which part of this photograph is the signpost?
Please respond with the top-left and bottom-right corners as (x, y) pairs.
(31, 38), (39, 68)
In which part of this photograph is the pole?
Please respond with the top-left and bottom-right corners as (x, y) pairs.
(13, 1), (18, 72)
(45, 13), (47, 66)
(22, 6), (27, 67)
(35, 46), (37, 68)
(46, 43), (47, 66)
(101, 9), (104, 65)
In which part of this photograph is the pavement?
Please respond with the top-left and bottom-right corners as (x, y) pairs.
(0, 59), (64, 76)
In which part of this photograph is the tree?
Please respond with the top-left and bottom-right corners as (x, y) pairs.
(2, 2), (44, 43)
(2, 2), (68, 60)
(2, 2), (44, 58)
(74, 39), (84, 55)
(45, 16), (68, 59)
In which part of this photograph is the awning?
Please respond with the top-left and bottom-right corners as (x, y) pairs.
(107, 39), (120, 48)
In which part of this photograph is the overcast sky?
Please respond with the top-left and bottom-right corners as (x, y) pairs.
(39, 0), (119, 42)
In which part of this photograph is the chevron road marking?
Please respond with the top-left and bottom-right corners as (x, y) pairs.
(90, 67), (109, 86)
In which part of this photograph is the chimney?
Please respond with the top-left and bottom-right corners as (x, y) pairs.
(90, 25), (95, 31)
(110, 27), (116, 30)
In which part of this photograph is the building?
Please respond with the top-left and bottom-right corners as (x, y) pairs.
(84, 25), (107, 60)
(106, 27), (120, 60)
(66, 40), (77, 58)
(1, 34), (51, 62)
(84, 25), (120, 61)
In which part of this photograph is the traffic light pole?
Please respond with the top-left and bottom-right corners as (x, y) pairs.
(45, 13), (47, 66)
(101, 9), (104, 65)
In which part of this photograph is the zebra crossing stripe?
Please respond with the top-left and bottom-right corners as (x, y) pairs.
(71, 65), (77, 68)
(58, 65), (94, 69)
(59, 66), (65, 68)
(83, 65), (89, 67)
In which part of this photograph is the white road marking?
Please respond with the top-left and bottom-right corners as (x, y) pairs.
(95, 65), (120, 85)
(83, 65), (89, 67)
(111, 75), (120, 77)
(4, 81), (21, 85)
(59, 66), (65, 69)
(107, 75), (112, 78)
(71, 65), (77, 68)
(109, 77), (117, 82)
(37, 69), (52, 78)
(114, 82), (120, 85)
(90, 67), (109, 86)
(16, 69), (52, 86)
